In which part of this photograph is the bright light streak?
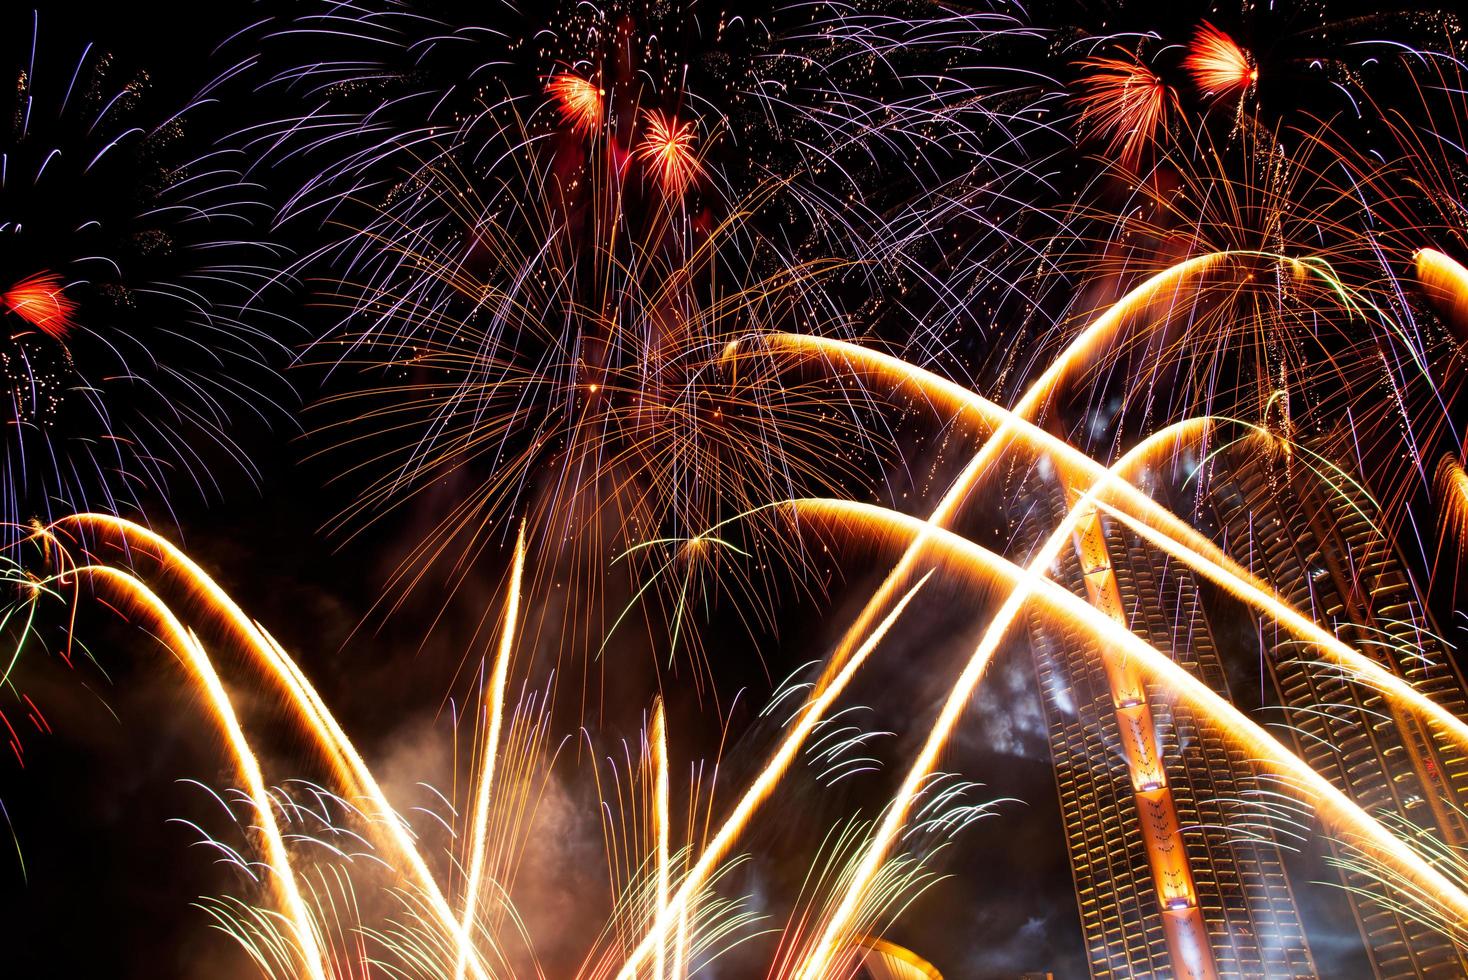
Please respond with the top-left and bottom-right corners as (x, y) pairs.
(2, 272), (77, 341)
(783, 499), (1468, 980)
(455, 523), (526, 980)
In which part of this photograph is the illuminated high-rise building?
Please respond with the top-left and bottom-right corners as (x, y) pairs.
(1012, 476), (1317, 980)
(1011, 432), (1468, 978)
(1209, 446), (1468, 978)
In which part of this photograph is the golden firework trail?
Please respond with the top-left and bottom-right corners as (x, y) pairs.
(762, 329), (1468, 760)
(614, 251), (1468, 976)
(17, 453), (1468, 979)
(14, 262), (1468, 978)
(455, 523), (526, 980)
(650, 698), (670, 980)
(36, 514), (493, 980)
(20, 512), (949, 978)
(62, 563), (329, 980)
(776, 251), (1231, 707)
(777, 498), (1468, 979)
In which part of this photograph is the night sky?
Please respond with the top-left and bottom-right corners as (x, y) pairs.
(0, 1), (1462, 978)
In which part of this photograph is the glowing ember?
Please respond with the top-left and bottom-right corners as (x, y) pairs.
(1183, 22), (1256, 99)
(546, 73), (604, 136)
(2, 272), (77, 341)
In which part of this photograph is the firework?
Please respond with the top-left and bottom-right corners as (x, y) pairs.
(1183, 23), (1256, 100)
(14, 4), (1468, 977)
(221, 0), (1057, 668)
(1074, 52), (1177, 170)
(547, 73), (605, 137)
(16, 514), (967, 979)
(635, 111), (702, 198)
(0, 272), (77, 342)
(26, 421), (1468, 979)
(0, 14), (293, 532)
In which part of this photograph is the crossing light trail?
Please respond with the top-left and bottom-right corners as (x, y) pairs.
(779, 498), (1468, 979)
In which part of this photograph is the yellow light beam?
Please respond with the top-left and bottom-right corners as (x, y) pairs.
(46, 514), (495, 980)
(784, 499), (1468, 979)
(456, 523), (527, 980)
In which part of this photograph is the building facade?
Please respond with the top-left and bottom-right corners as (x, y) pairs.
(1209, 447), (1468, 978)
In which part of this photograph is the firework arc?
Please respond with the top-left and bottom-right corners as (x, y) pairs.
(763, 332), (1468, 762)
(21, 443), (1468, 978)
(618, 418), (1218, 978)
(853, 937), (942, 980)
(616, 246), (1468, 974)
(61, 563), (329, 980)
(34, 510), (944, 979)
(761, 251), (1232, 712)
(37, 514), (495, 980)
(780, 498), (1468, 979)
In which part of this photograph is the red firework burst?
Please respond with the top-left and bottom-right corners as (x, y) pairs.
(1184, 22), (1256, 99)
(2, 272), (77, 341)
(1075, 54), (1178, 169)
(546, 73), (604, 136)
(635, 109), (701, 197)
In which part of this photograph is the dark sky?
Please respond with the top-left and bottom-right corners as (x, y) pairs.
(0, 1), (1453, 978)
(0, 5), (1088, 976)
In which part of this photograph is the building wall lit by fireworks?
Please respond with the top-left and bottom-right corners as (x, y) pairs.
(1213, 449), (1468, 978)
(1016, 480), (1315, 979)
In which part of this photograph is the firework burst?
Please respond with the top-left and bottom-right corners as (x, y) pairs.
(1183, 23), (1256, 101)
(0, 13), (294, 533)
(222, 0), (1056, 674)
(1074, 52), (1177, 170)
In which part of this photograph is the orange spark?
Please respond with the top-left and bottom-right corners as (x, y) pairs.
(2, 272), (78, 341)
(546, 73), (604, 136)
(635, 110), (701, 197)
(1416, 247), (1468, 343)
(1074, 54), (1178, 169)
(1184, 22), (1256, 99)
(1437, 454), (1468, 553)
(784, 499), (1468, 980)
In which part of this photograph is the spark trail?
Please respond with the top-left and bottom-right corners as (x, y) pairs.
(780, 498), (1468, 979)
(455, 524), (526, 980)
(763, 333), (1468, 760)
